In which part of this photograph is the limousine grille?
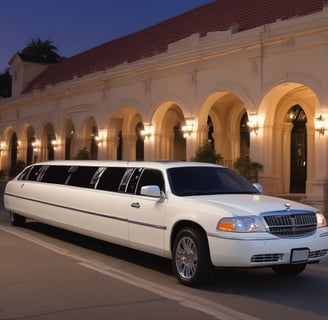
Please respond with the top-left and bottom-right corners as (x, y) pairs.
(251, 253), (283, 263)
(263, 212), (317, 238)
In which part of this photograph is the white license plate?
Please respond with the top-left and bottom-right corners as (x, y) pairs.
(291, 248), (309, 263)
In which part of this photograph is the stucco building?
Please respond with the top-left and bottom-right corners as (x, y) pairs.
(1, 0), (328, 214)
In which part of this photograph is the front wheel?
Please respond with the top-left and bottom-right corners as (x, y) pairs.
(10, 211), (26, 227)
(272, 263), (306, 276)
(172, 227), (212, 286)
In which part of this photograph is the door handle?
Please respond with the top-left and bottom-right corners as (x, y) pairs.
(131, 202), (140, 209)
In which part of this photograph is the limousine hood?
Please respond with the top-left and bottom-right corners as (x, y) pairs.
(186, 194), (317, 216)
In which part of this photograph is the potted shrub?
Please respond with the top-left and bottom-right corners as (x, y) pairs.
(191, 141), (223, 164)
(234, 156), (263, 182)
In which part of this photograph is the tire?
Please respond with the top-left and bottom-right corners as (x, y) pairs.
(10, 211), (26, 227)
(172, 227), (212, 286)
(272, 263), (306, 276)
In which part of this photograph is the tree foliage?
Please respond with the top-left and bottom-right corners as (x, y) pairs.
(21, 38), (63, 63)
(74, 147), (90, 160)
(0, 68), (12, 98)
(234, 156), (263, 182)
(191, 141), (223, 164)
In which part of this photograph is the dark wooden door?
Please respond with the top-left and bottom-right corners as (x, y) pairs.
(290, 123), (307, 193)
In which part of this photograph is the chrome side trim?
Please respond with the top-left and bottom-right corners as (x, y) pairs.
(5, 193), (167, 231)
(207, 232), (278, 241)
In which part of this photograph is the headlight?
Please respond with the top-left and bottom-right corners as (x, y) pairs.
(217, 216), (266, 233)
(316, 212), (327, 228)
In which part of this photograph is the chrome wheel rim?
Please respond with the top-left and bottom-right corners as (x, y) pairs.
(175, 236), (198, 280)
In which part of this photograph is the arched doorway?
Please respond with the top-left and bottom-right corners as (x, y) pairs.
(117, 130), (122, 160)
(286, 105), (307, 193)
(240, 112), (250, 157)
(207, 116), (214, 148)
(135, 122), (144, 161)
(90, 125), (99, 160)
(26, 127), (36, 165)
(174, 122), (186, 160)
(63, 120), (75, 160)
(10, 132), (18, 168)
(43, 124), (56, 161)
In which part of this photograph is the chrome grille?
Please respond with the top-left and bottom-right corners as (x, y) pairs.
(309, 249), (328, 259)
(251, 253), (283, 263)
(263, 211), (317, 238)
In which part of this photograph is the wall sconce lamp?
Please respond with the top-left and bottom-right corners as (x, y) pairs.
(315, 114), (328, 136)
(0, 141), (5, 152)
(31, 138), (40, 152)
(94, 135), (103, 146)
(247, 113), (259, 136)
(51, 138), (60, 150)
(92, 129), (107, 146)
(141, 123), (154, 141)
(182, 119), (196, 138)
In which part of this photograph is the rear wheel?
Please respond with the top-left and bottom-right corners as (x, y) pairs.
(172, 227), (212, 286)
(272, 263), (306, 276)
(10, 212), (26, 227)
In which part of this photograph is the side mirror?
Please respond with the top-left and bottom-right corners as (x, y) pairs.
(252, 183), (263, 193)
(140, 185), (165, 198)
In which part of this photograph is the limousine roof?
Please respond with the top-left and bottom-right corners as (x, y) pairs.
(28, 160), (221, 170)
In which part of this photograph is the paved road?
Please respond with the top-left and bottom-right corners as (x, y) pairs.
(1, 181), (328, 320)
(1, 212), (225, 320)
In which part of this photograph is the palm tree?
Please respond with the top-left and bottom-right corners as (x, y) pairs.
(21, 38), (63, 63)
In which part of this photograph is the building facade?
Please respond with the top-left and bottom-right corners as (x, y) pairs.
(1, 0), (328, 215)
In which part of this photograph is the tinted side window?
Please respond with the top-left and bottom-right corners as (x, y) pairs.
(66, 166), (99, 188)
(18, 165), (41, 181)
(41, 166), (70, 184)
(126, 168), (143, 194)
(96, 167), (127, 192)
(136, 169), (164, 195)
(118, 168), (136, 192)
(17, 167), (29, 180)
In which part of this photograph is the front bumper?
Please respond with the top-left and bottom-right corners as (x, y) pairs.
(207, 228), (328, 267)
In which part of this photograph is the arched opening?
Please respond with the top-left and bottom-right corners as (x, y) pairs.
(82, 117), (98, 160)
(207, 116), (214, 148)
(117, 130), (122, 160)
(64, 120), (75, 160)
(240, 112), (250, 157)
(155, 104), (186, 160)
(90, 125), (99, 160)
(199, 92), (246, 166)
(286, 105), (307, 193)
(174, 122), (186, 160)
(135, 122), (144, 161)
(43, 123), (56, 161)
(10, 132), (18, 168)
(26, 127), (36, 165)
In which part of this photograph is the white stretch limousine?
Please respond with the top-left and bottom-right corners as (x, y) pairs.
(4, 160), (328, 285)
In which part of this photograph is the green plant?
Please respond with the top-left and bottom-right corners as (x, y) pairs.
(191, 141), (223, 164)
(75, 147), (90, 160)
(234, 156), (263, 182)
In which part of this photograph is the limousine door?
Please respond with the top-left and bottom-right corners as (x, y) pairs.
(127, 169), (166, 255)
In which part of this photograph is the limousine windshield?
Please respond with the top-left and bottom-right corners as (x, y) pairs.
(167, 166), (259, 196)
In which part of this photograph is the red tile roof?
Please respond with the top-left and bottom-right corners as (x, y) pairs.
(23, 0), (326, 93)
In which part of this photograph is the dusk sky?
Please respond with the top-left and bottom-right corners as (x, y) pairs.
(1, 0), (212, 72)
